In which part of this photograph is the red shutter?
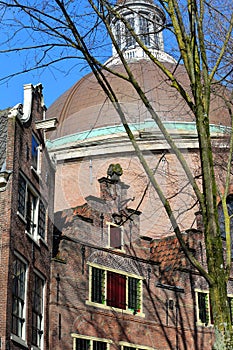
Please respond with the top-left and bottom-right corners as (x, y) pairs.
(107, 271), (126, 309)
(110, 226), (121, 249)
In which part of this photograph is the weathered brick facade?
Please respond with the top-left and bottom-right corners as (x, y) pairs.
(0, 84), (55, 350)
(50, 172), (221, 350)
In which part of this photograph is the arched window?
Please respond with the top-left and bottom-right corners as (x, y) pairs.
(115, 21), (121, 47)
(125, 16), (136, 48)
(139, 15), (150, 46)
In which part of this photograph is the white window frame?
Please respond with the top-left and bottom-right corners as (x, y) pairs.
(17, 172), (47, 242)
(195, 289), (211, 326)
(71, 334), (112, 350)
(31, 270), (45, 350)
(119, 342), (155, 350)
(107, 222), (124, 250)
(86, 263), (144, 317)
(11, 252), (28, 345)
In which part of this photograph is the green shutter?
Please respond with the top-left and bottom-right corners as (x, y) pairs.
(91, 267), (105, 304)
(128, 277), (141, 312)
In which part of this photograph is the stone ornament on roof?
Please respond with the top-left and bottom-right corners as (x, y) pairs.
(107, 163), (123, 182)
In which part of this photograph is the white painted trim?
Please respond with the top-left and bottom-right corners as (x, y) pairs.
(71, 334), (112, 350)
(119, 341), (155, 350)
(194, 289), (211, 327)
(10, 334), (28, 348)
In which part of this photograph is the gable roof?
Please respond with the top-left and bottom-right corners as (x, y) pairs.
(151, 230), (203, 284)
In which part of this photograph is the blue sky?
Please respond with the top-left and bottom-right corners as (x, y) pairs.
(0, 0), (111, 111)
(0, 52), (91, 110)
(0, 0), (174, 111)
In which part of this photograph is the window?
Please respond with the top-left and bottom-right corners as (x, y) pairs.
(31, 134), (41, 172)
(17, 173), (46, 241)
(115, 21), (121, 47)
(119, 342), (155, 350)
(12, 255), (27, 339)
(109, 224), (122, 249)
(26, 189), (37, 235)
(72, 335), (110, 350)
(122, 347), (148, 350)
(32, 273), (44, 348)
(18, 174), (26, 217)
(89, 265), (142, 314)
(125, 16), (136, 48)
(196, 291), (211, 326)
(139, 15), (150, 46)
(38, 201), (46, 239)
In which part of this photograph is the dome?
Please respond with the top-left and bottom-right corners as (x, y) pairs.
(46, 60), (230, 141)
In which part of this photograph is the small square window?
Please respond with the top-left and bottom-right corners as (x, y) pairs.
(109, 224), (122, 250)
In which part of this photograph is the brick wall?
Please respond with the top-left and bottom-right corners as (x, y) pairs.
(49, 175), (215, 350)
(0, 85), (55, 350)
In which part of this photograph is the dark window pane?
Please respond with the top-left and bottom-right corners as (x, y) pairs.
(110, 225), (121, 249)
(32, 274), (44, 347)
(32, 135), (39, 170)
(26, 190), (37, 235)
(38, 201), (46, 239)
(116, 22), (121, 47)
(11, 257), (26, 337)
(107, 271), (126, 309)
(76, 339), (90, 350)
(91, 267), (104, 304)
(198, 292), (208, 324)
(125, 17), (135, 47)
(18, 174), (26, 216)
(128, 277), (140, 311)
(139, 16), (150, 46)
(93, 341), (107, 350)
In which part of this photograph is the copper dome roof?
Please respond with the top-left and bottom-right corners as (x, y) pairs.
(47, 60), (230, 140)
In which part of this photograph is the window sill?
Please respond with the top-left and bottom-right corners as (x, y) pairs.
(26, 231), (40, 247)
(31, 345), (41, 350)
(31, 166), (41, 179)
(17, 211), (27, 224)
(39, 236), (48, 248)
(106, 246), (126, 253)
(86, 301), (145, 317)
(11, 334), (28, 348)
(196, 322), (213, 327)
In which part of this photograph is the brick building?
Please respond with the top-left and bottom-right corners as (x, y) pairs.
(50, 169), (232, 350)
(0, 0), (230, 349)
(45, 0), (233, 349)
(0, 84), (56, 350)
